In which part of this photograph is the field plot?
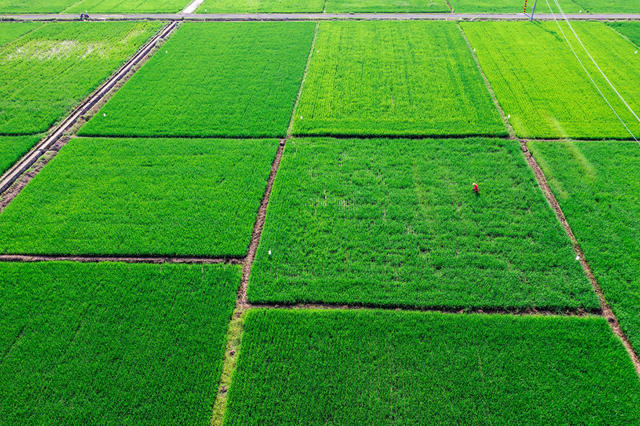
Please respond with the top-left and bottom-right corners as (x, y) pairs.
(249, 138), (597, 310)
(66, 0), (190, 13)
(324, 0), (450, 13)
(0, 22), (41, 47)
(0, 137), (278, 256)
(80, 22), (314, 138)
(0, 261), (238, 423)
(450, 0), (639, 13)
(196, 0), (324, 13)
(529, 141), (640, 353)
(292, 22), (506, 137)
(609, 22), (640, 46)
(226, 309), (640, 424)
(462, 21), (640, 139)
(0, 21), (162, 135)
(0, 135), (41, 174)
(0, 0), (73, 13)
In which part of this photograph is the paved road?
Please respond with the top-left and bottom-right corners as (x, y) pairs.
(1, 12), (639, 21)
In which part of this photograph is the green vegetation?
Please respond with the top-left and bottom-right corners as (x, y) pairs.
(0, 135), (41, 174)
(0, 0), (188, 13)
(66, 0), (190, 13)
(324, 0), (450, 12)
(293, 22), (506, 137)
(80, 22), (314, 138)
(450, 0), (640, 13)
(249, 138), (596, 310)
(609, 22), (640, 47)
(529, 141), (640, 353)
(0, 261), (239, 423)
(0, 22), (42, 47)
(462, 21), (640, 139)
(0, 137), (278, 256)
(197, 0), (324, 13)
(226, 309), (640, 424)
(0, 21), (162, 135)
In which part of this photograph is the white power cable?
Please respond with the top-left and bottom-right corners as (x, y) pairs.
(544, 0), (639, 144)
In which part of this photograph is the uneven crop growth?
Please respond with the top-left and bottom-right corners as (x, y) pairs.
(225, 309), (640, 424)
(80, 22), (315, 138)
(462, 21), (640, 139)
(529, 141), (640, 353)
(293, 22), (506, 137)
(250, 138), (596, 310)
(0, 137), (279, 256)
(0, 21), (162, 135)
(0, 261), (239, 423)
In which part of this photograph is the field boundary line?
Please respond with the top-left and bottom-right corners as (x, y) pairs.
(287, 21), (319, 137)
(458, 22), (515, 139)
(0, 22), (179, 198)
(2, 13), (640, 21)
(249, 302), (598, 316)
(0, 254), (242, 265)
(521, 140), (640, 378)
(209, 139), (286, 425)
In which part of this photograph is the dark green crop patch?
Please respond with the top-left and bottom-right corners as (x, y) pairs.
(80, 22), (315, 138)
(0, 21), (163, 135)
(609, 22), (640, 47)
(225, 309), (640, 424)
(324, 0), (450, 12)
(0, 22), (42, 47)
(0, 137), (278, 257)
(292, 21), (506, 137)
(0, 261), (239, 424)
(462, 21), (640, 139)
(0, 135), (41, 174)
(249, 138), (597, 310)
(529, 140), (640, 353)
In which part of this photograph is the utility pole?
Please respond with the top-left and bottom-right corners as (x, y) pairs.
(529, 0), (538, 21)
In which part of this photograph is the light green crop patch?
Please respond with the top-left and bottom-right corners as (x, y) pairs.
(196, 0), (324, 13)
(450, 0), (639, 13)
(292, 21), (506, 137)
(0, 22), (42, 47)
(462, 21), (640, 139)
(249, 138), (597, 310)
(324, 0), (450, 12)
(0, 261), (239, 424)
(80, 22), (315, 138)
(0, 0), (189, 13)
(529, 140), (640, 354)
(225, 310), (640, 424)
(0, 137), (279, 257)
(0, 21), (163, 135)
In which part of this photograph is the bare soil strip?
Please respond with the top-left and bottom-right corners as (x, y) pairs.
(0, 21), (179, 196)
(182, 0), (205, 14)
(522, 141), (640, 378)
(0, 254), (242, 265)
(1, 13), (639, 22)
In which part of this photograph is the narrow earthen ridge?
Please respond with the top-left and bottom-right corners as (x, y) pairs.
(0, 254), (242, 265)
(250, 302), (597, 317)
(0, 21), (179, 196)
(458, 22), (516, 139)
(521, 140), (640, 378)
(287, 21), (319, 136)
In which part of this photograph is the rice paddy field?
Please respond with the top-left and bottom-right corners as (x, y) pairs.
(1, 7), (639, 425)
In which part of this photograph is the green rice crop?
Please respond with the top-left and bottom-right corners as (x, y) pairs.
(0, 135), (41, 174)
(0, 22), (42, 47)
(529, 141), (640, 353)
(225, 309), (640, 424)
(324, 0), (450, 12)
(80, 22), (314, 138)
(66, 0), (190, 13)
(462, 21), (640, 139)
(249, 138), (597, 310)
(450, 0), (639, 13)
(292, 22), (506, 137)
(196, 0), (324, 13)
(0, 261), (239, 424)
(0, 137), (278, 257)
(609, 22), (640, 47)
(0, 0), (188, 13)
(0, 21), (162, 135)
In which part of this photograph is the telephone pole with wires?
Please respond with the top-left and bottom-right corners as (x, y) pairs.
(524, 0), (538, 21)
